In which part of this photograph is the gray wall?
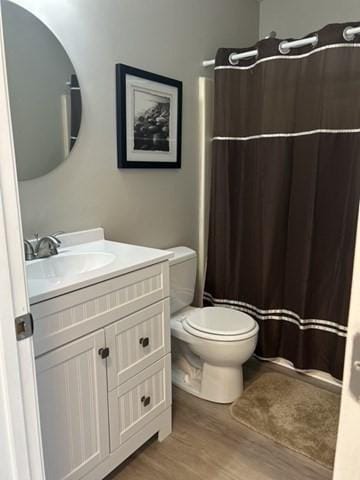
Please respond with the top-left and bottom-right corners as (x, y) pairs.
(10, 0), (259, 249)
(260, 0), (359, 38)
(3, 1), (75, 181)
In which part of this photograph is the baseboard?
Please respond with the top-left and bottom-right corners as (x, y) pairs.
(254, 354), (342, 390)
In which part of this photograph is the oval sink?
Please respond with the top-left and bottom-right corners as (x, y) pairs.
(27, 252), (116, 281)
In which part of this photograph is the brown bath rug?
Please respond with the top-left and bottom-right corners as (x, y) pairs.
(230, 372), (340, 469)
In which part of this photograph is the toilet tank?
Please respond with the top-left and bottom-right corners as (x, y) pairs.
(167, 246), (197, 315)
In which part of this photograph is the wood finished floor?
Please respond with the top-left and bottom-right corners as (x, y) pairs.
(106, 360), (335, 480)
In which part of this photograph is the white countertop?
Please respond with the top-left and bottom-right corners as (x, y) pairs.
(26, 229), (172, 304)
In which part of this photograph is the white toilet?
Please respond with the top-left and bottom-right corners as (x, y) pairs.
(168, 246), (259, 404)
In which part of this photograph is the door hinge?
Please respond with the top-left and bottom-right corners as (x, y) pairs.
(350, 332), (360, 401)
(15, 313), (34, 341)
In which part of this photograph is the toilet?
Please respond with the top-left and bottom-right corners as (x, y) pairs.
(168, 246), (259, 404)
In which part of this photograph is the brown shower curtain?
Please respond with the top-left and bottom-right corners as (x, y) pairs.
(204, 23), (360, 380)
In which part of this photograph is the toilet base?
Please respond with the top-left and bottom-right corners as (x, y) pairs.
(172, 362), (244, 404)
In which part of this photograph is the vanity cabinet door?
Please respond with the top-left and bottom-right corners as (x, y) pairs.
(105, 299), (170, 390)
(36, 330), (109, 480)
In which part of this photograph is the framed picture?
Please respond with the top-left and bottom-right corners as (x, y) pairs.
(116, 64), (182, 168)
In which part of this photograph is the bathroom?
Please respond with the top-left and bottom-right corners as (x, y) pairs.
(0, 0), (360, 479)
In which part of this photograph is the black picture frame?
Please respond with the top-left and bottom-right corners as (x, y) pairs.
(116, 64), (182, 169)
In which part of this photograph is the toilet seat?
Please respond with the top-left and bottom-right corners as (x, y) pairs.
(183, 307), (258, 342)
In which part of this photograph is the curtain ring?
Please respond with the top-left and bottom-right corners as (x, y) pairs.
(311, 33), (319, 48)
(228, 52), (239, 65)
(279, 34), (318, 55)
(343, 26), (355, 41)
(279, 41), (290, 55)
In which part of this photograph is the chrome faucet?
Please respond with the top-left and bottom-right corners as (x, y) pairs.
(23, 232), (62, 261)
(35, 235), (61, 258)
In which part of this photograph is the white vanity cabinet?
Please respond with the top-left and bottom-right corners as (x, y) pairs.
(32, 260), (172, 480)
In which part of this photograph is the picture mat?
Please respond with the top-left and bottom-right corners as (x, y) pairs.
(126, 75), (178, 163)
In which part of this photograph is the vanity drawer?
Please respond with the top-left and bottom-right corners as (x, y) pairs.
(32, 262), (169, 357)
(106, 299), (170, 390)
(108, 355), (171, 451)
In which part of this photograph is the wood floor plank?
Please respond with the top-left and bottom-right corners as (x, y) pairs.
(106, 362), (334, 480)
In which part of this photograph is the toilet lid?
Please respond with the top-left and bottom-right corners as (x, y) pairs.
(183, 307), (257, 340)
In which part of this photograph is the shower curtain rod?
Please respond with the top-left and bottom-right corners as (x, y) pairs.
(202, 25), (360, 67)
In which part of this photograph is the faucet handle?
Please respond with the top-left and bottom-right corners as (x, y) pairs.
(24, 240), (36, 261)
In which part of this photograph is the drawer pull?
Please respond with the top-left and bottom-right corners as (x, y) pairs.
(141, 395), (151, 407)
(98, 347), (110, 359)
(139, 337), (150, 348)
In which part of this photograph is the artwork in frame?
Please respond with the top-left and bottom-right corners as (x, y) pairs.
(116, 64), (182, 168)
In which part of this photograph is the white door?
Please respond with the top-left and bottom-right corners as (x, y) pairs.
(36, 330), (109, 480)
(0, 2), (45, 479)
(333, 210), (360, 480)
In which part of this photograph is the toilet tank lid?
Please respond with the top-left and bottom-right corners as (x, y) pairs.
(167, 246), (196, 265)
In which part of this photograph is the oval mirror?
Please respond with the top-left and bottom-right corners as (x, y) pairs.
(2, 1), (82, 181)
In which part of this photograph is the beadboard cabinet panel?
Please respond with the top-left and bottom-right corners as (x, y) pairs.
(106, 299), (170, 390)
(32, 262), (169, 357)
(109, 355), (172, 452)
(36, 330), (109, 480)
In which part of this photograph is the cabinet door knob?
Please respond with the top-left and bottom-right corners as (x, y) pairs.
(141, 395), (151, 407)
(139, 337), (150, 348)
(98, 347), (109, 359)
